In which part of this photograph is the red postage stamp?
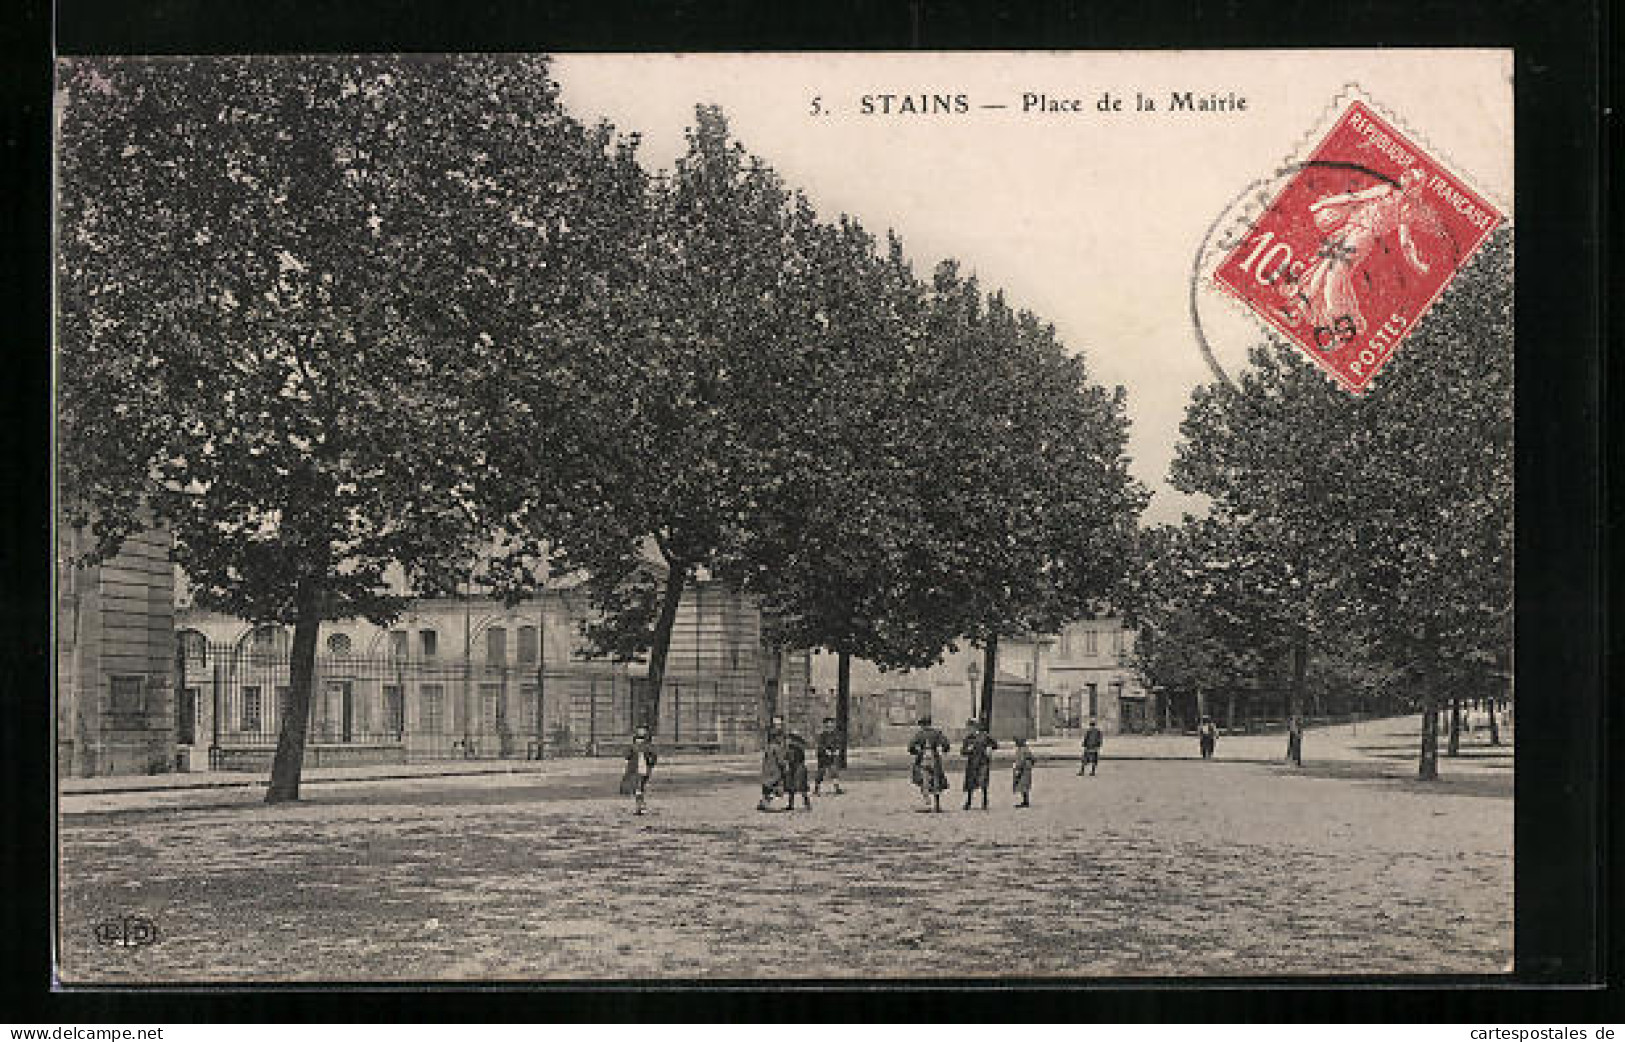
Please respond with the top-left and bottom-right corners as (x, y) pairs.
(1213, 100), (1504, 394)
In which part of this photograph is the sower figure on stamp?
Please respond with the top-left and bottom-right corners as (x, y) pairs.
(1198, 715), (1218, 760)
(1286, 714), (1304, 767)
(960, 717), (998, 810)
(907, 715), (950, 813)
(1079, 718), (1104, 776)
(619, 725), (658, 816)
(783, 726), (813, 811)
(814, 716), (844, 796)
(1012, 736), (1036, 808)
(758, 714), (789, 812)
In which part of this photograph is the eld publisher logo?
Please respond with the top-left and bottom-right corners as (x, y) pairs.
(93, 915), (159, 948)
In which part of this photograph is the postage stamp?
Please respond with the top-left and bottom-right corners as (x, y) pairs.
(1212, 98), (1504, 393)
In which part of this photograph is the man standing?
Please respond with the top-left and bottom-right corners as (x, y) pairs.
(960, 717), (998, 810)
(1079, 718), (1104, 776)
(814, 716), (844, 796)
(907, 715), (951, 813)
(1286, 714), (1304, 767)
(1198, 715), (1218, 760)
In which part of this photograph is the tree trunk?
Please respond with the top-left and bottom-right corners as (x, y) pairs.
(1225, 690), (1237, 731)
(1487, 692), (1501, 746)
(1447, 693), (1462, 756)
(642, 563), (687, 732)
(979, 635), (998, 727)
(1288, 632), (1308, 721)
(265, 580), (323, 804)
(1418, 691), (1439, 780)
(1195, 687), (1206, 726)
(836, 648), (852, 769)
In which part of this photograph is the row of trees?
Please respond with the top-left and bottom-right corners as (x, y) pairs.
(1127, 231), (1514, 778)
(57, 56), (1144, 801)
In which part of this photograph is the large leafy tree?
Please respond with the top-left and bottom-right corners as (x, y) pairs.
(904, 265), (1146, 726)
(56, 55), (646, 801)
(497, 106), (822, 726)
(1163, 231), (1513, 777)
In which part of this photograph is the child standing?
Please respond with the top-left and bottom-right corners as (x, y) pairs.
(1079, 718), (1104, 776)
(814, 716), (844, 795)
(1012, 736), (1036, 808)
(620, 725), (658, 815)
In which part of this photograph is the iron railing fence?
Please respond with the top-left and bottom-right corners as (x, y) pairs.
(174, 642), (733, 769)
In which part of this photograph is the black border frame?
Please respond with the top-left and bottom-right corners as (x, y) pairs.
(5, 0), (1611, 1023)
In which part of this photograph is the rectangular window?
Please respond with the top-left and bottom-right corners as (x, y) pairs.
(887, 689), (930, 726)
(383, 685), (405, 737)
(420, 685), (444, 734)
(487, 627), (507, 666)
(241, 686), (263, 732)
(1084, 630), (1099, 656)
(1060, 632), (1073, 659)
(517, 626), (539, 665)
(419, 630), (438, 659)
(110, 675), (146, 717)
(389, 630), (408, 659)
(519, 682), (539, 733)
(1087, 683), (1099, 719)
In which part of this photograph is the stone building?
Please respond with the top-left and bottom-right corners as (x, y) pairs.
(1006, 617), (1154, 735)
(174, 579), (774, 770)
(56, 524), (178, 778)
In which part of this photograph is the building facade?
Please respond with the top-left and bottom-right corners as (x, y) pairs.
(173, 579), (774, 771)
(1005, 617), (1154, 735)
(56, 525), (178, 778)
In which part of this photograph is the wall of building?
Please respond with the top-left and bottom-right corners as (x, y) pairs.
(57, 525), (177, 778)
(175, 579), (771, 768)
(1006, 618), (1152, 735)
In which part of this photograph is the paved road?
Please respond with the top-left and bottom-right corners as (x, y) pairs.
(57, 715), (1511, 982)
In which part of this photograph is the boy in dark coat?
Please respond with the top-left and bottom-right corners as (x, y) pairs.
(960, 717), (998, 810)
(1079, 719), (1104, 776)
(784, 728), (812, 810)
(759, 715), (788, 812)
(814, 716), (844, 795)
(1012, 736), (1036, 808)
(620, 725), (658, 815)
(907, 715), (950, 812)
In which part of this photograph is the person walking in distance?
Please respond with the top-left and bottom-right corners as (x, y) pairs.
(758, 714), (789, 812)
(620, 725), (659, 816)
(814, 716), (844, 796)
(1286, 714), (1304, 767)
(783, 725), (813, 811)
(1079, 718), (1104, 776)
(1012, 735), (1036, 808)
(960, 717), (998, 810)
(907, 715), (951, 813)
(1198, 715), (1218, 760)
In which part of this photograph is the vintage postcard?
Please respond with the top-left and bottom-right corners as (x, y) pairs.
(54, 49), (1513, 982)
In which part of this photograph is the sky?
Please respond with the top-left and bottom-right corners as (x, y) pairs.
(550, 51), (1513, 523)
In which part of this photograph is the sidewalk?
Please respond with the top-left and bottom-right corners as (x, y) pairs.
(58, 714), (1509, 814)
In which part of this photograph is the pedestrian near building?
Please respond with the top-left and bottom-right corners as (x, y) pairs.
(960, 717), (998, 810)
(814, 716), (844, 796)
(1198, 715), (1218, 760)
(784, 727), (812, 811)
(620, 725), (659, 816)
(1286, 714), (1304, 767)
(1079, 718), (1104, 776)
(1012, 736), (1036, 808)
(907, 715), (951, 813)
(759, 714), (789, 812)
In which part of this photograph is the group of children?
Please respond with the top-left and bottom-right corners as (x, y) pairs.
(620, 713), (1110, 816)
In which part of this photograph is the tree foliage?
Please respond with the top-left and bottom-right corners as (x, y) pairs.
(57, 55), (646, 798)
